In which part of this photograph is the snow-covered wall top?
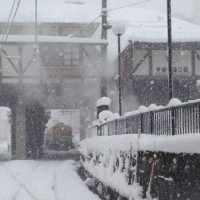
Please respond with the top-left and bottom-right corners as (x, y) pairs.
(80, 133), (200, 154)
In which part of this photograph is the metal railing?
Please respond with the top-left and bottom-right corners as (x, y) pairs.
(97, 100), (200, 136)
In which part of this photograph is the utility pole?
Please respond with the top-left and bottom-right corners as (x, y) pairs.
(117, 35), (122, 116)
(167, 0), (175, 135)
(100, 0), (108, 97)
(167, 0), (173, 100)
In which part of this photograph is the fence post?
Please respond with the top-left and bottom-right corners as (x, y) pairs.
(150, 111), (154, 134)
(115, 120), (117, 135)
(140, 113), (143, 134)
(171, 107), (175, 135)
(128, 150), (133, 185)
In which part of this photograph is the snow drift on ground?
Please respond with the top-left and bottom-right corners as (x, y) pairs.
(0, 160), (100, 200)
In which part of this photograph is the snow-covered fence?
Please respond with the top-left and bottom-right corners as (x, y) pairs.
(98, 99), (200, 136)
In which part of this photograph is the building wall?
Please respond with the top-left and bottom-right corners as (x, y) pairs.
(133, 50), (195, 76)
(117, 45), (200, 110)
(0, 22), (99, 37)
(0, 22), (102, 139)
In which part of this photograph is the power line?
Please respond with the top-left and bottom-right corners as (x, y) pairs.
(70, 0), (152, 38)
(70, 14), (102, 38)
(107, 0), (152, 12)
(1, 0), (16, 45)
(1, 0), (22, 52)
(34, 0), (52, 91)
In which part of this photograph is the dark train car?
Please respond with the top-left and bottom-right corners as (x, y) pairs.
(44, 123), (74, 151)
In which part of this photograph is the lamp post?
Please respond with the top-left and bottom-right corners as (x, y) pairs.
(112, 20), (126, 116)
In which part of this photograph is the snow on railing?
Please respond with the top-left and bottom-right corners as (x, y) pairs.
(95, 98), (200, 136)
(82, 98), (200, 199)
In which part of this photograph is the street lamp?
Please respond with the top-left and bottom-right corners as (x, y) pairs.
(112, 20), (126, 116)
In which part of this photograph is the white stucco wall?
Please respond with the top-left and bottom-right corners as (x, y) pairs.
(133, 50), (195, 76)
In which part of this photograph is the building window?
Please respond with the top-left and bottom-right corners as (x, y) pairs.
(39, 44), (80, 68)
(63, 46), (80, 67)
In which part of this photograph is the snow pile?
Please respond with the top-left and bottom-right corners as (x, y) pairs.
(80, 133), (200, 158)
(167, 98), (182, 107)
(80, 133), (200, 198)
(90, 97), (119, 137)
(99, 110), (120, 124)
(124, 104), (163, 117)
(139, 134), (200, 154)
(0, 107), (12, 158)
(79, 135), (143, 199)
(96, 97), (111, 107)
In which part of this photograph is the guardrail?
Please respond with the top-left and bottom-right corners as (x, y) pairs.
(98, 100), (200, 136)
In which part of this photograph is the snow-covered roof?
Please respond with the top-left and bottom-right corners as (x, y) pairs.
(0, 0), (102, 23)
(106, 8), (200, 62)
(2, 0), (200, 62)
(0, 35), (107, 45)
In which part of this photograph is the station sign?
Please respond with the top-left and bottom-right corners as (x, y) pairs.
(155, 66), (190, 76)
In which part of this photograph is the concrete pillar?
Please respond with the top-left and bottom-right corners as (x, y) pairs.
(16, 101), (26, 159)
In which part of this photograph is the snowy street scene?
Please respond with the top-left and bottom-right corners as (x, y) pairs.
(0, 160), (100, 200)
(1, 0), (200, 199)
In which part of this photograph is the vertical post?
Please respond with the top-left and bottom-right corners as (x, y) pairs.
(16, 45), (26, 159)
(167, 0), (175, 135)
(100, 0), (108, 97)
(150, 111), (154, 134)
(0, 52), (2, 83)
(118, 34), (122, 116)
(148, 50), (153, 76)
(191, 50), (196, 76)
(35, 0), (38, 50)
(167, 0), (173, 100)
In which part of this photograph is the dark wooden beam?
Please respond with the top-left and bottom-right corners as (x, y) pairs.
(2, 49), (18, 73)
(133, 41), (200, 51)
(132, 51), (150, 74)
(131, 74), (200, 80)
(191, 50), (196, 76)
(18, 45), (23, 86)
(22, 53), (36, 75)
(148, 50), (153, 75)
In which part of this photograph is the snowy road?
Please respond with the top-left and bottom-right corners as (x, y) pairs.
(0, 160), (100, 200)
